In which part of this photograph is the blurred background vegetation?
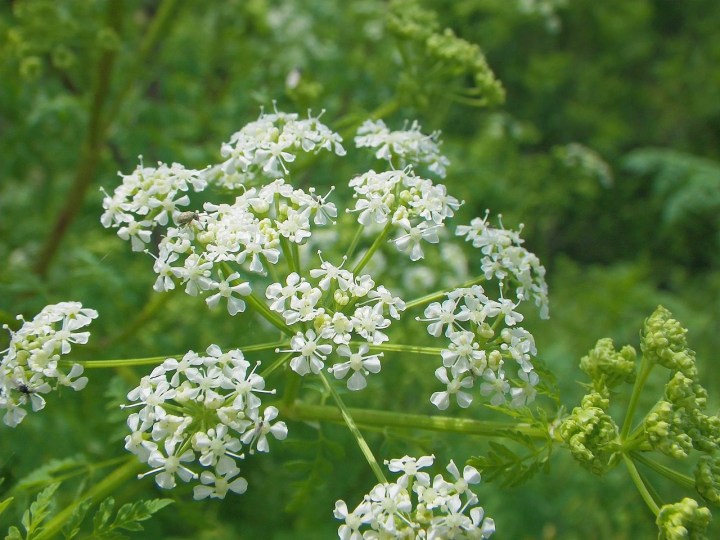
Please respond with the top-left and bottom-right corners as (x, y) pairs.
(1, 0), (718, 538)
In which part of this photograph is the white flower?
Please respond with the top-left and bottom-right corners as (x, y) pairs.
(329, 344), (383, 391)
(354, 119), (450, 177)
(385, 455), (434, 488)
(286, 330), (333, 376)
(266, 273), (309, 312)
(430, 367), (474, 410)
(479, 369), (510, 407)
(419, 299), (468, 337)
(392, 221), (439, 261)
(142, 442), (198, 489)
(193, 468), (248, 500)
(350, 305), (390, 345)
(240, 406), (288, 453)
(205, 271), (252, 315)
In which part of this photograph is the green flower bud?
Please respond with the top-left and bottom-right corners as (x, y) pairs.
(314, 313), (331, 333)
(645, 372), (720, 458)
(579, 337), (636, 388)
(333, 290), (349, 306)
(641, 306), (696, 377)
(488, 350), (502, 371)
(656, 498), (711, 540)
(477, 322), (494, 340)
(695, 455), (720, 505)
(645, 400), (694, 459)
(387, 0), (439, 42)
(559, 391), (620, 475)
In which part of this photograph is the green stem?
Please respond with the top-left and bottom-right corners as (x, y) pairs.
(630, 451), (696, 490)
(344, 223), (364, 262)
(351, 222), (394, 275)
(260, 351), (294, 379)
(99, 291), (173, 349)
(34, 458), (142, 540)
(33, 0), (124, 278)
(318, 372), (387, 484)
(620, 353), (654, 441)
(404, 275), (486, 311)
(357, 342), (444, 356)
(63, 340), (288, 369)
(622, 454), (660, 516)
(292, 242), (302, 276)
(245, 293), (294, 335)
(283, 402), (557, 441)
(283, 370), (302, 408)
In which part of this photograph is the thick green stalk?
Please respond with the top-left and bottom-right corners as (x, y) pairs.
(623, 454), (660, 516)
(630, 451), (696, 490)
(33, 0), (124, 277)
(260, 351), (294, 379)
(620, 353), (654, 441)
(318, 372), (387, 484)
(245, 293), (294, 335)
(283, 402), (556, 441)
(351, 222), (394, 275)
(359, 342), (444, 356)
(34, 459), (142, 540)
(63, 340), (288, 369)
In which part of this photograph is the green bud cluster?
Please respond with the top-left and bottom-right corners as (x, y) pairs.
(640, 309), (720, 459)
(558, 392), (621, 475)
(387, 0), (439, 42)
(695, 455), (720, 505)
(641, 306), (696, 377)
(579, 337), (636, 390)
(386, 0), (505, 107)
(656, 497), (712, 540)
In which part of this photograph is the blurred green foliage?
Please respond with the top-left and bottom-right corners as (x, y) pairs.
(1, 0), (719, 538)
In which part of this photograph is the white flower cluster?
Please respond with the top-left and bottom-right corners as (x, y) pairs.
(334, 455), (495, 539)
(219, 107), (346, 188)
(0, 302), (96, 427)
(100, 162), (208, 251)
(420, 285), (540, 410)
(123, 345), (287, 500)
(349, 168), (461, 261)
(272, 254), (406, 390)
(148, 179), (338, 316)
(457, 215), (549, 319)
(355, 119), (450, 178)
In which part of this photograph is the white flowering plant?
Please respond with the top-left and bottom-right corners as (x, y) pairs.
(2, 108), (718, 539)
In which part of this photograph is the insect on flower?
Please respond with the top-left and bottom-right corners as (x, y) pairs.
(176, 210), (200, 227)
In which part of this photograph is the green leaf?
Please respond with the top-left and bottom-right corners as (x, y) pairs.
(25, 483), (60, 536)
(112, 499), (173, 532)
(5, 526), (23, 540)
(61, 498), (92, 540)
(0, 497), (14, 518)
(15, 458), (86, 493)
(92, 498), (115, 533)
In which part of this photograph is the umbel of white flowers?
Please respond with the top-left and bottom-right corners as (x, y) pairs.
(0, 302), (96, 427)
(99, 106), (549, 511)
(334, 455), (496, 539)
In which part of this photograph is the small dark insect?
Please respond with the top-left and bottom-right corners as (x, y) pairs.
(16, 382), (35, 396)
(176, 211), (199, 226)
